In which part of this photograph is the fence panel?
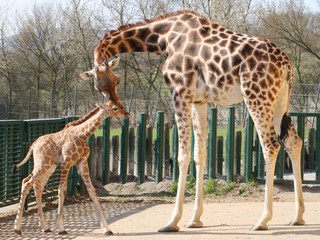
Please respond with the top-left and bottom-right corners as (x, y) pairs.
(1, 110), (320, 209)
(252, 113), (320, 184)
(0, 117), (77, 208)
(0, 121), (24, 207)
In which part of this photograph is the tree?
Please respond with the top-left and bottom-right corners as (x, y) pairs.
(254, 0), (320, 111)
(177, 0), (253, 32)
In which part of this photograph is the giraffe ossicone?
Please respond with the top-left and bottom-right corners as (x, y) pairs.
(13, 100), (128, 235)
(80, 10), (305, 232)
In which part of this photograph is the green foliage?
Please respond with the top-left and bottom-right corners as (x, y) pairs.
(204, 180), (235, 196)
(170, 181), (178, 195)
(218, 182), (235, 196)
(186, 176), (196, 195)
(238, 180), (257, 195)
(204, 179), (217, 194)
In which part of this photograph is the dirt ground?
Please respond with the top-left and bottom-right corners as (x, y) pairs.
(1, 179), (319, 240)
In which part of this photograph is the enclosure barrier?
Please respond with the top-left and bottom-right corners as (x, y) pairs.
(1, 110), (319, 208)
(0, 117), (77, 208)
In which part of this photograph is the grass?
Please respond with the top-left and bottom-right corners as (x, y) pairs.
(170, 178), (238, 196)
(170, 181), (178, 194)
(203, 179), (236, 196)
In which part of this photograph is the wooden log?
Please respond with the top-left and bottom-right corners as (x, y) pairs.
(111, 135), (119, 177)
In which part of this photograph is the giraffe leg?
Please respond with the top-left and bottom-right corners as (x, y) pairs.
(77, 160), (113, 235)
(159, 89), (192, 232)
(56, 165), (70, 235)
(34, 165), (56, 233)
(14, 174), (34, 235)
(240, 88), (281, 230)
(283, 124), (305, 226)
(250, 118), (280, 230)
(185, 103), (207, 228)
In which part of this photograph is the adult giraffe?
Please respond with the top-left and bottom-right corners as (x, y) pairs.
(80, 10), (304, 232)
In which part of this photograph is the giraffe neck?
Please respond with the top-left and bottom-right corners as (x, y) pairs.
(73, 109), (106, 139)
(64, 107), (100, 129)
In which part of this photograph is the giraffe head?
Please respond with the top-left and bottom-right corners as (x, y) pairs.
(97, 100), (129, 119)
(79, 58), (121, 104)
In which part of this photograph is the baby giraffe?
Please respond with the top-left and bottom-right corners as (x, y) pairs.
(13, 100), (129, 236)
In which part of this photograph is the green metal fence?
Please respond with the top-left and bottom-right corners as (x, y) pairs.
(0, 117), (77, 208)
(0, 121), (25, 207)
(1, 110), (319, 209)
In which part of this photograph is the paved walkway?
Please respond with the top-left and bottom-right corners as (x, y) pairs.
(1, 199), (319, 240)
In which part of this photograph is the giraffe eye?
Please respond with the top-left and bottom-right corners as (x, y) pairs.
(112, 106), (119, 112)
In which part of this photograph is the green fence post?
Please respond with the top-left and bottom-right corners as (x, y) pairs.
(137, 113), (147, 184)
(208, 108), (217, 179)
(276, 144), (285, 180)
(190, 128), (196, 179)
(297, 115), (305, 181)
(226, 107), (235, 182)
(172, 123), (179, 181)
(146, 125), (153, 176)
(21, 121), (30, 210)
(316, 115), (320, 180)
(102, 118), (111, 185)
(245, 113), (254, 182)
(164, 122), (171, 177)
(156, 112), (164, 183)
(128, 127), (135, 176)
(257, 142), (264, 179)
(235, 131), (242, 175)
(217, 136), (224, 175)
(120, 118), (129, 184)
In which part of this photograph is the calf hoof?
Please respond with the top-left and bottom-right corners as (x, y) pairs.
(104, 230), (114, 235)
(44, 228), (52, 233)
(58, 230), (68, 235)
(14, 229), (22, 235)
(158, 225), (179, 232)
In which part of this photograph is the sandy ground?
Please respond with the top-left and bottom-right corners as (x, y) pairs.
(0, 180), (319, 240)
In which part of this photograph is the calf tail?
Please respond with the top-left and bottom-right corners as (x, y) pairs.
(12, 143), (34, 174)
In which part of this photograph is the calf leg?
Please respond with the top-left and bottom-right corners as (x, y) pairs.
(77, 160), (113, 235)
(56, 165), (70, 234)
(34, 165), (56, 232)
(14, 174), (34, 235)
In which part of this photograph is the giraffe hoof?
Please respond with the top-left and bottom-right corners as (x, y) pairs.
(104, 230), (114, 235)
(289, 219), (305, 226)
(58, 230), (68, 235)
(44, 228), (52, 233)
(185, 220), (203, 228)
(251, 224), (268, 231)
(158, 225), (180, 232)
(14, 229), (22, 235)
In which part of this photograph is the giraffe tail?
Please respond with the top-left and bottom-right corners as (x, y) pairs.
(279, 63), (294, 142)
(12, 143), (34, 174)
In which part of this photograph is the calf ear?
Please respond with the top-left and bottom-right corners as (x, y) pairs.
(79, 69), (94, 80)
(108, 58), (120, 69)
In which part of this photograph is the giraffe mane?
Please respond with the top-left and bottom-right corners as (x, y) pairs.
(98, 10), (201, 49)
(63, 106), (100, 129)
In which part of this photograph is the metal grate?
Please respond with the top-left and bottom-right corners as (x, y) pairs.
(0, 118), (76, 208)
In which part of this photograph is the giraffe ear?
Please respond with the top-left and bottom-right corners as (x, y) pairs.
(79, 69), (94, 80)
(108, 58), (120, 69)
